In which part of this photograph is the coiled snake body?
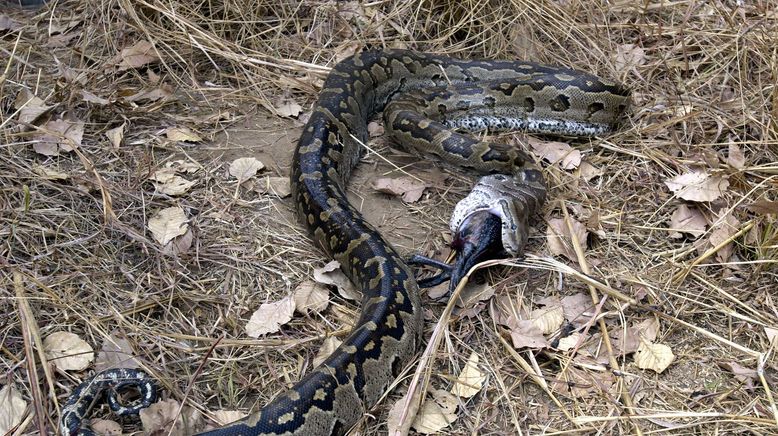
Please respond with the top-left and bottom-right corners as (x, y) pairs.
(61, 50), (628, 436)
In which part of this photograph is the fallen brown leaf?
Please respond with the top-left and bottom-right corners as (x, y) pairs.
(148, 207), (189, 246)
(635, 341), (674, 373)
(256, 176), (292, 198)
(229, 157), (264, 183)
(43, 332), (94, 371)
(34, 119), (84, 156)
(95, 334), (141, 371)
(245, 296), (295, 337)
(105, 123), (125, 148)
(292, 280), (330, 314)
(546, 217), (588, 261)
(313, 260), (360, 301)
(373, 176), (428, 203)
(746, 200), (778, 215)
(560, 293), (595, 327)
(0, 385), (27, 434)
(117, 40), (160, 71)
(726, 142), (746, 169)
(669, 204), (706, 238)
(412, 389), (458, 434)
(14, 89), (52, 125)
(313, 336), (342, 367)
(665, 171), (729, 202)
(451, 352), (485, 398)
(529, 137), (581, 170)
(165, 126), (202, 143)
(614, 43), (646, 71)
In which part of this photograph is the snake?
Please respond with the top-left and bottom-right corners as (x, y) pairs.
(60, 49), (628, 436)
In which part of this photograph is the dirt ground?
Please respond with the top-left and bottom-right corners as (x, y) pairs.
(1, 1), (777, 435)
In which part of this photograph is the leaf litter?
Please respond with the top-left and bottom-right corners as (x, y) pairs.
(2, 2), (776, 435)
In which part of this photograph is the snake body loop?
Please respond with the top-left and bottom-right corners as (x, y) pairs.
(61, 50), (628, 436)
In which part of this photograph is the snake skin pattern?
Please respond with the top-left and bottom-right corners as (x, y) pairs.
(60, 368), (157, 436)
(61, 50), (628, 436)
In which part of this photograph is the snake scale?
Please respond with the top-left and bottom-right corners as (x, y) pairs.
(61, 50), (628, 436)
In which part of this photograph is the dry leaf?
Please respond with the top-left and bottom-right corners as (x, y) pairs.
(151, 169), (196, 196)
(229, 157), (265, 182)
(560, 293), (595, 327)
(455, 282), (494, 308)
(147, 69), (161, 84)
(727, 142), (745, 169)
(0, 15), (22, 32)
(313, 260), (360, 301)
(15, 89), (52, 125)
(43, 332), (94, 371)
(372, 176), (428, 203)
(139, 399), (201, 436)
(668, 204), (706, 238)
(91, 419), (122, 435)
(47, 31), (79, 48)
(256, 176), (292, 198)
(635, 341), (674, 373)
(529, 138), (581, 170)
(368, 121), (384, 137)
(210, 410), (247, 426)
(546, 217), (588, 261)
(387, 389), (422, 435)
(555, 332), (582, 351)
(0, 385), (26, 435)
(723, 361), (757, 389)
(156, 175), (196, 196)
(427, 280), (450, 300)
(614, 44), (646, 71)
(245, 296), (295, 338)
(664, 171), (729, 202)
(612, 318), (659, 356)
(162, 228), (194, 256)
(81, 90), (110, 105)
(167, 160), (201, 174)
(34, 119), (85, 156)
(165, 127), (202, 143)
(335, 41), (360, 62)
(276, 101), (303, 118)
(530, 305), (564, 335)
(611, 325), (640, 356)
(313, 337), (342, 367)
(706, 213), (740, 263)
(766, 327), (778, 344)
(508, 318), (548, 349)
(33, 165), (69, 181)
(451, 352), (485, 398)
(412, 389), (458, 434)
(148, 207), (189, 245)
(551, 365), (615, 398)
(117, 40), (159, 71)
(747, 200), (778, 216)
(106, 123), (125, 148)
(124, 86), (172, 103)
(673, 103), (694, 117)
(95, 334), (141, 371)
(577, 161), (603, 181)
(293, 281), (330, 314)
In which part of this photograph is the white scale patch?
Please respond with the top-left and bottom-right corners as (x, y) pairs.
(445, 115), (610, 136)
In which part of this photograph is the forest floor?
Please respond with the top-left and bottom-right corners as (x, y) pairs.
(1, 1), (777, 435)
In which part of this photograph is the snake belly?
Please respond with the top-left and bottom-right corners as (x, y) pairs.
(199, 50), (629, 436)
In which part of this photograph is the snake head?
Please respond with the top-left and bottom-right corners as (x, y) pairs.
(409, 169), (545, 294)
(448, 210), (506, 289)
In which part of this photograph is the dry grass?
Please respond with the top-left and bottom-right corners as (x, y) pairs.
(1, 0), (776, 434)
